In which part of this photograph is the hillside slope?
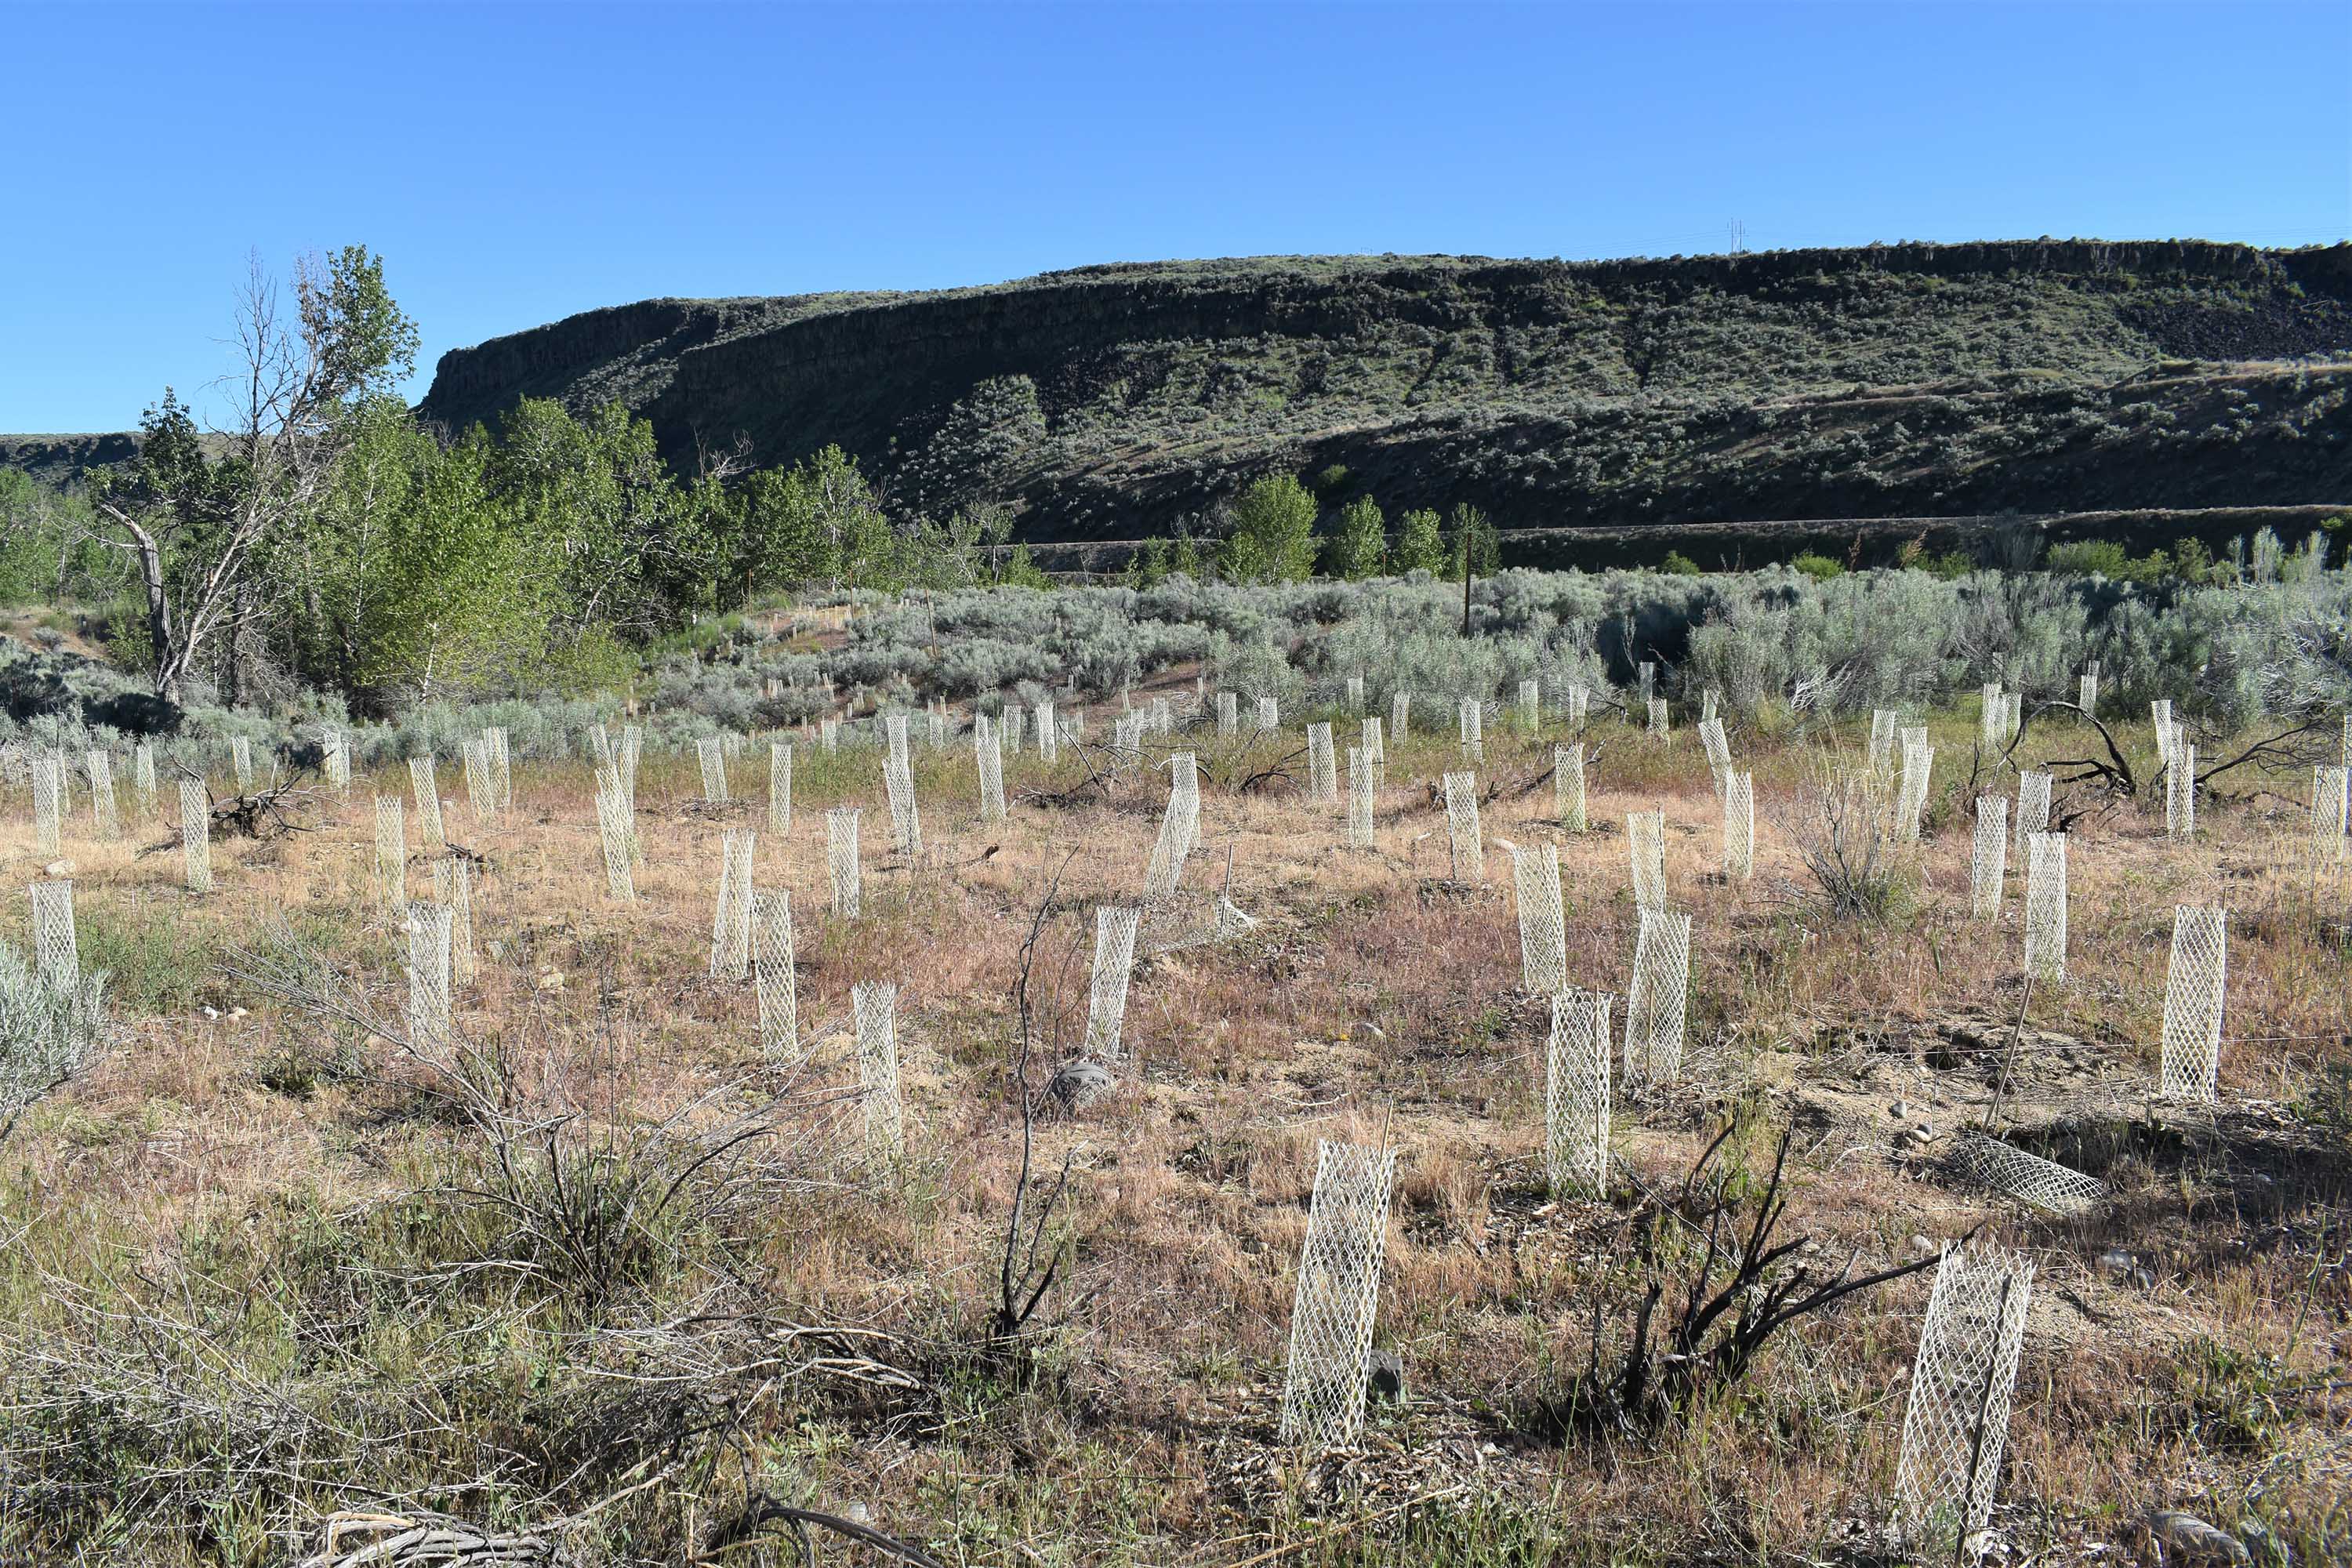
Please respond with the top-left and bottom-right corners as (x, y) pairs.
(413, 241), (2352, 543)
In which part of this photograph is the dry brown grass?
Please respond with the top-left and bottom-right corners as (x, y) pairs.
(0, 703), (2345, 1566)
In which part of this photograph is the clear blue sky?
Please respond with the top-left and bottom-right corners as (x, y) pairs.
(4, 1), (2346, 434)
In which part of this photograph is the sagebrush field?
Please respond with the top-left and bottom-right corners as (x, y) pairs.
(1, 566), (2346, 1566)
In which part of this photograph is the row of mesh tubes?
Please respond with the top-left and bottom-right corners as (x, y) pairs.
(1896, 1242), (2033, 1550)
(1276, 1140), (1397, 1450)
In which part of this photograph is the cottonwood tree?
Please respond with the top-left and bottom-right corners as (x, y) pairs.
(91, 247), (419, 705)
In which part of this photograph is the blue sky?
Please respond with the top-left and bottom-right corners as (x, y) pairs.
(4, 1), (2345, 434)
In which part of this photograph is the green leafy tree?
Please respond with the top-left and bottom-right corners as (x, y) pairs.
(90, 246), (419, 704)
(1390, 507), (1443, 575)
(1218, 474), (1321, 583)
(1446, 503), (1500, 576)
(1326, 495), (1386, 579)
(290, 404), (550, 704)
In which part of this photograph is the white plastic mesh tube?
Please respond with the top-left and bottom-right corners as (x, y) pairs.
(975, 715), (1007, 822)
(883, 716), (921, 856)
(1555, 744), (1587, 833)
(595, 772), (636, 902)
(1621, 906), (1691, 1091)
(1035, 701), (1058, 764)
(1345, 745), (1374, 850)
(180, 777), (212, 894)
(1306, 722), (1337, 804)
(1142, 753), (1200, 900)
(409, 754), (447, 848)
(1442, 771), (1483, 883)
(1627, 810), (1666, 912)
(1698, 718), (1730, 791)
(697, 736), (729, 804)
(710, 829), (754, 980)
(31, 757), (60, 855)
(1217, 691), (1238, 736)
(770, 741), (793, 834)
(1389, 689), (1410, 744)
(753, 890), (798, 1065)
(1721, 771), (1754, 880)
(230, 736), (254, 793)
(30, 879), (78, 992)
(1646, 696), (1668, 738)
(375, 796), (408, 908)
(1257, 695), (1279, 733)
(1083, 905), (1142, 1062)
(1566, 686), (1588, 728)
(1276, 1140), (1396, 1451)
(2313, 764), (2350, 858)
(2024, 832), (2067, 982)
(2158, 904), (2227, 1102)
(1360, 716), (1385, 787)
(2016, 771), (2053, 842)
(134, 743), (158, 817)
(1896, 1242), (2034, 1551)
(1518, 678), (1539, 727)
(2165, 744), (2197, 837)
(1869, 709), (1897, 780)
(827, 808), (862, 919)
(405, 900), (453, 1051)
(1896, 730), (1933, 843)
(87, 752), (118, 840)
(854, 982), (904, 1169)
(461, 740), (493, 824)
(1969, 797), (2009, 920)
(432, 857), (477, 988)
(1457, 697), (1483, 764)
(1545, 989), (1612, 1195)
(1508, 841), (1567, 993)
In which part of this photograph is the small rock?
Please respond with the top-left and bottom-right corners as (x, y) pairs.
(1911, 1234), (1935, 1254)
(227, 1007), (249, 1020)
(536, 970), (565, 992)
(1891, 1099), (1912, 1119)
(201, 1005), (220, 1020)
(43, 859), (72, 878)
(2098, 1248), (2135, 1276)
(1366, 1348), (1405, 1403)
(1047, 1060), (1116, 1114)
(2146, 1510), (2251, 1566)
(1911, 1123), (1936, 1144)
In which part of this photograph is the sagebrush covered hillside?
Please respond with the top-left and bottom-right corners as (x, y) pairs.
(413, 241), (2352, 541)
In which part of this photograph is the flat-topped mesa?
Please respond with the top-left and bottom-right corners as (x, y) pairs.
(405, 241), (2352, 546)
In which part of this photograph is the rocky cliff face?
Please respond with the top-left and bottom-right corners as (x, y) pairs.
(416, 241), (2352, 539)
